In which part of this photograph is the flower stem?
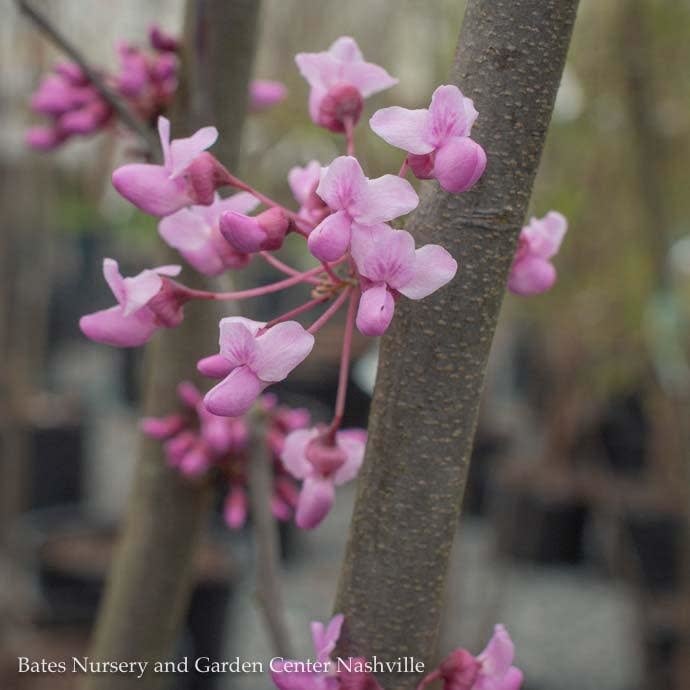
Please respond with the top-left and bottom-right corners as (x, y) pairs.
(307, 287), (352, 334)
(398, 159), (409, 178)
(327, 288), (359, 437)
(259, 251), (320, 285)
(187, 265), (325, 301)
(344, 116), (356, 156)
(264, 297), (328, 329)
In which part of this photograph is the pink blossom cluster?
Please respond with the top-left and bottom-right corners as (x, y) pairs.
(142, 384), (311, 529)
(78, 35), (566, 530)
(270, 615), (523, 690)
(26, 25), (287, 151)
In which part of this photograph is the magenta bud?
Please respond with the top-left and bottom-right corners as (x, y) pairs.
(25, 126), (66, 151)
(224, 487), (248, 529)
(219, 207), (290, 254)
(177, 381), (202, 407)
(59, 100), (111, 135)
(407, 152), (435, 180)
(146, 279), (191, 328)
(149, 25), (180, 53)
(438, 649), (480, 690)
(305, 437), (347, 476)
(54, 62), (89, 86)
(186, 151), (226, 206)
(197, 354), (233, 379)
(318, 83), (364, 132)
(140, 414), (186, 440)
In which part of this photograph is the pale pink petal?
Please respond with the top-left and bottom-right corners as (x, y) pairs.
(369, 107), (433, 155)
(312, 613), (344, 662)
(112, 163), (191, 216)
(295, 52), (340, 91)
(169, 126), (218, 178)
(523, 211), (567, 259)
(507, 255), (556, 296)
(158, 116), (172, 169)
(153, 264), (182, 277)
(295, 476), (335, 529)
(308, 210), (352, 262)
(332, 430), (366, 485)
(252, 322), (315, 382)
(359, 227), (416, 288)
(340, 61), (398, 98)
(281, 428), (318, 480)
(79, 306), (157, 347)
(349, 223), (389, 268)
(219, 318), (262, 367)
(356, 285), (395, 337)
(425, 85), (478, 145)
(328, 36), (363, 62)
(398, 244), (458, 299)
(309, 86), (328, 125)
(159, 208), (210, 251)
(212, 192), (260, 216)
(434, 137), (487, 193)
(197, 353), (233, 378)
(352, 175), (418, 225)
(204, 365), (264, 417)
(478, 625), (515, 679)
(103, 258), (126, 304)
(121, 270), (164, 316)
(288, 161), (322, 206)
(316, 156), (367, 211)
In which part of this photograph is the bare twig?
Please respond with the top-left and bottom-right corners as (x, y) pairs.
(15, 0), (159, 155)
(248, 414), (293, 658)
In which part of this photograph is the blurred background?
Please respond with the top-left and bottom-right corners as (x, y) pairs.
(1, 0), (689, 689)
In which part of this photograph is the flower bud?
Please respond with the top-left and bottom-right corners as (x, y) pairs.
(318, 83), (364, 132)
(220, 207), (290, 254)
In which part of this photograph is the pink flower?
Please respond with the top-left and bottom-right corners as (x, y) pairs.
(219, 207), (291, 254)
(249, 79), (288, 112)
(25, 126), (67, 151)
(281, 427), (366, 528)
(350, 224), (457, 336)
(308, 156), (418, 262)
(370, 85), (486, 193)
(507, 211), (567, 296)
(472, 625), (523, 690)
(112, 116), (221, 217)
(270, 615), (344, 690)
(159, 193), (259, 275)
(288, 160), (329, 225)
(79, 259), (185, 347)
(295, 36), (397, 132)
(203, 318), (315, 417)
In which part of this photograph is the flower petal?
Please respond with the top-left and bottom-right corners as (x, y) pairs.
(218, 317), (263, 367)
(333, 430), (366, 485)
(288, 160), (322, 206)
(398, 244), (458, 300)
(425, 84), (478, 145)
(369, 107), (433, 155)
(158, 116), (172, 169)
(169, 126), (218, 178)
(295, 476), (335, 529)
(112, 163), (191, 216)
(433, 136), (487, 194)
(121, 269), (163, 316)
(352, 175), (418, 225)
(507, 255), (556, 296)
(159, 208), (210, 252)
(316, 156), (367, 211)
(312, 613), (344, 662)
(252, 322), (315, 382)
(281, 428), (318, 480)
(359, 227), (416, 288)
(523, 211), (567, 259)
(103, 258), (126, 304)
(340, 62), (398, 98)
(308, 210), (353, 262)
(295, 52), (340, 91)
(356, 285), (395, 337)
(79, 306), (157, 347)
(328, 36), (363, 62)
(478, 625), (515, 680)
(204, 366), (264, 417)
(197, 353), (234, 378)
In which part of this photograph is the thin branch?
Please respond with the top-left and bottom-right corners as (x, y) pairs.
(16, 0), (159, 155)
(247, 414), (293, 658)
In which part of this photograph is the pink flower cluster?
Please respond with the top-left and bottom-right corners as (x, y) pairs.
(26, 26), (286, 151)
(142, 385), (311, 529)
(78, 35), (567, 529)
(270, 615), (523, 690)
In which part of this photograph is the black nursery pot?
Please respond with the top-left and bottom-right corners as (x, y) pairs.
(494, 483), (589, 565)
(624, 511), (685, 593)
(15, 507), (237, 690)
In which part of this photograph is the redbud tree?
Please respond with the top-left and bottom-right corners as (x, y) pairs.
(20, 1), (579, 689)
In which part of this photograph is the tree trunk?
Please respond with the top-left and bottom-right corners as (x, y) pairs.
(334, 2), (579, 688)
(82, 3), (260, 689)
